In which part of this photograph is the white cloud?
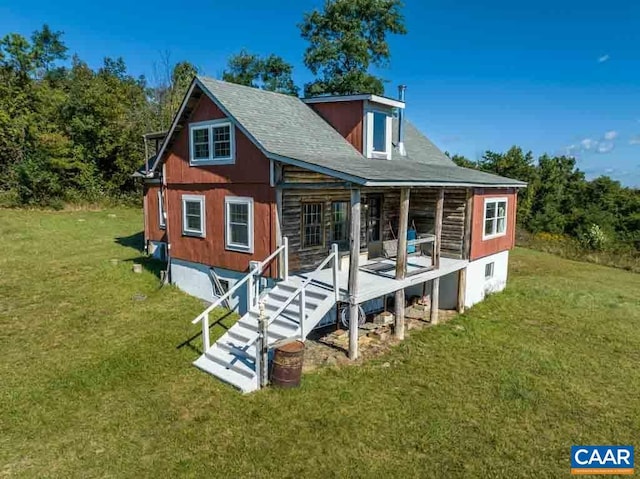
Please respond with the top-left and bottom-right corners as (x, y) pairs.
(605, 168), (615, 173)
(581, 138), (598, 150)
(598, 54), (610, 63)
(604, 130), (618, 140)
(597, 141), (614, 153)
(630, 135), (640, 145)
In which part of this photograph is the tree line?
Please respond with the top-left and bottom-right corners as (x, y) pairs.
(0, 0), (637, 254)
(449, 148), (640, 252)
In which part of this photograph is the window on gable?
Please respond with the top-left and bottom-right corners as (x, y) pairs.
(225, 197), (253, 252)
(182, 195), (205, 237)
(372, 111), (387, 152)
(189, 120), (234, 165)
(331, 201), (349, 248)
(483, 198), (507, 239)
(302, 203), (323, 248)
(192, 127), (210, 160)
(157, 190), (166, 229)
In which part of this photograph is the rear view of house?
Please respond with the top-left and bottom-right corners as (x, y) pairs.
(136, 77), (525, 392)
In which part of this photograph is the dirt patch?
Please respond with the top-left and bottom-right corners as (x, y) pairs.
(302, 309), (459, 372)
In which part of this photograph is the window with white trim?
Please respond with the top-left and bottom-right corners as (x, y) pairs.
(485, 262), (494, 279)
(483, 198), (507, 239)
(372, 111), (387, 152)
(182, 195), (205, 237)
(157, 190), (166, 229)
(365, 107), (393, 159)
(225, 197), (253, 252)
(189, 119), (234, 165)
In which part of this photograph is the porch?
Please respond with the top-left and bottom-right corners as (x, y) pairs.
(290, 254), (468, 305)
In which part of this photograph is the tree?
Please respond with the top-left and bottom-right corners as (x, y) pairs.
(222, 50), (299, 95)
(300, 0), (407, 96)
(445, 152), (477, 169)
(478, 147), (539, 228)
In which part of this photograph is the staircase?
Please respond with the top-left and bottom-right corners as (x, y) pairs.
(191, 241), (340, 393)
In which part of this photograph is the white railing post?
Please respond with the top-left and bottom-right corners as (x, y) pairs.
(283, 236), (289, 281)
(247, 273), (254, 312)
(202, 312), (210, 352)
(258, 301), (269, 388)
(299, 289), (306, 340)
(332, 243), (339, 303)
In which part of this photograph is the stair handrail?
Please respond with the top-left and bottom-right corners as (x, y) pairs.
(265, 243), (339, 339)
(191, 238), (289, 351)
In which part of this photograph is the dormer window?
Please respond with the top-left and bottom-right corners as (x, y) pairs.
(372, 112), (387, 153)
(365, 107), (393, 159)
(189, 119), (235, 166)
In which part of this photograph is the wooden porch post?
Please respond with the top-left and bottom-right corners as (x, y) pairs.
(394, 187), (410, 339)
(457, 188), (473, 314)
(348, 188), (361, 360)
(431, 188), (444, 324)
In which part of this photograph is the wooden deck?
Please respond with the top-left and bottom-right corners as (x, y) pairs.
(293, 256), (468, 304)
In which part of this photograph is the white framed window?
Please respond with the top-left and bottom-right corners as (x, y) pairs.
(483, 198), (508, 240)
(365, 107), (393, 159)
(189, 119), (235, 166)
(182, 194), (205, 237)
(157, 190), (166, 229)
(225, 196), (253, 253)
(485, 262), (494, 279)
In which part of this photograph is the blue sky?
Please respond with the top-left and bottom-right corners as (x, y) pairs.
(1, 0), (639, 186)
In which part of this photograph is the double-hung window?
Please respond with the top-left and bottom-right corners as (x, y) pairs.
(302, 203), (323, 248)
(483, 198), (507, 239)
(157, 190), (166, 229)
(182, 195), (205, 237)
(189, 119), (234, 165)
(225, 197), (253, 253)
(331, 201), (349, 249)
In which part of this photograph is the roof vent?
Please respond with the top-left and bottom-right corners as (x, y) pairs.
(397, 85), (407, 156)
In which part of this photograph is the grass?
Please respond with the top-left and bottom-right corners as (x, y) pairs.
(1, 208), (639, 478)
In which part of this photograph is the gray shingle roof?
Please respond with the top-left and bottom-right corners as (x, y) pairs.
(168, 77), (526, 187)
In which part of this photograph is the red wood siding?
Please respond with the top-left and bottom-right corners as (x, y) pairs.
(166, 185), (276, 273)
(308, 101), (364, 153)
(162, 94), (276, 274)
(144, 184), (166, 243)
(470, 188), (518, 261)
(164, 95), (271, 184)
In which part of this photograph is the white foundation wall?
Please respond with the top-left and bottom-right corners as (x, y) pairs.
(170, 258), (249, 314)
(464, 250), (509, 308)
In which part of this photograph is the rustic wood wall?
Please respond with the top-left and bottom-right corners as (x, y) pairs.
(281, 185), (469, 272)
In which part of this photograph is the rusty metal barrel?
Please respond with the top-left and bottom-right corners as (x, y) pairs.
(270, 340), (305, 388)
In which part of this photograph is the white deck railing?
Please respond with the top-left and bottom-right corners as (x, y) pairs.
(265, 243), (339, 340)
(191, 237), (289, 351)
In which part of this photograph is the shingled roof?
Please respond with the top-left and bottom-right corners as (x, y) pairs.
(149, 77), (525, 188)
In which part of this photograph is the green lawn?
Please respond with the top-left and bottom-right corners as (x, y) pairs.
(1, 208), (639, 478)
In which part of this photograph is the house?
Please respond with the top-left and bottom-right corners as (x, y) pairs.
(135, 76), (526, 393)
